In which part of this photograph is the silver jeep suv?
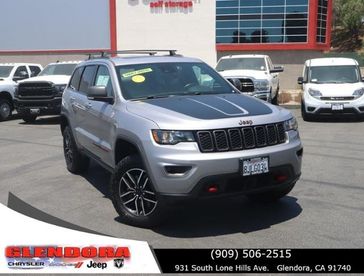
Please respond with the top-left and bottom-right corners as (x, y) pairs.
(61, 50), (303, 227)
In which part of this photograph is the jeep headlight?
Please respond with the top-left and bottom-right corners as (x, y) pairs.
(284, 117), (298, 131)
(353, 88), (364, 99)
(308, 88), (322, 99)
(54, 84), (67, 96)
(152, 130), (195, 145)
(254, 80), (269, 91)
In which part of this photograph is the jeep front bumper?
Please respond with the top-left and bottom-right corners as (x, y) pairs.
(143, 130), (302, 196)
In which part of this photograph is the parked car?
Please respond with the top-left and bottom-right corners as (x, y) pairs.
(60, 50), (302, 227)
(299, 58), (364, 121)
(14, 61), (79, 123)
(0, 63), (42, 121)
(216, 55), (283, 104)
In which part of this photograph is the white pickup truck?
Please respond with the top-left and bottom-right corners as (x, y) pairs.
(0, 63), (43, 121)
(216, 55), (283, 104)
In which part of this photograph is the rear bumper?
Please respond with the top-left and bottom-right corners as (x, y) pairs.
(14, 97), (62, 116)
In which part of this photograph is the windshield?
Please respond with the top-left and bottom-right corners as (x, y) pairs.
(309, 65), (360, 83)
(117, 62), (235, 100)
(216, 58), (266, 72)
(39, 64), (77, 76)
(0, 66), (14, 78)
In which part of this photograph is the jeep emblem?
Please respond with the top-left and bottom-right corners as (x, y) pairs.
(239, 120), (253, 126)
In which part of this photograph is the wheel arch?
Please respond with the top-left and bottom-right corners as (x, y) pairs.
(60, 114), (70, 134)
(0, 91), (14, 110)
(114, 137), (143, 166)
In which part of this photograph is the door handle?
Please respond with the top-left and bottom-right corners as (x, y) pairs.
(85, 103), (92, 110)
(70, 97), (76, 103)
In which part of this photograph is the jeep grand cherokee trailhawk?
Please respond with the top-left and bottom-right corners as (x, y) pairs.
(60, 50), (303, 227)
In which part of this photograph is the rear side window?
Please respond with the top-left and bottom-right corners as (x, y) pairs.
(79, 66), (97, 94)
(69, 67), (84, 90)
(29, 66), (41, 77)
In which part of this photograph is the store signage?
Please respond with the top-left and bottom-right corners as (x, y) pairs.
(150, 0), (193, 9)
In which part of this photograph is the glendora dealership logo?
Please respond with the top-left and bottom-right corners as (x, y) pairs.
(5, 246), (130, 270)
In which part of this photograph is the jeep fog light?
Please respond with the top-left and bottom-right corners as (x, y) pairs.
(284, 117), (298, 131)
(152, 130), (195, 145)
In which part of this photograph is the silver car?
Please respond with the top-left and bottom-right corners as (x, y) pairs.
(61, 50), (303, 227)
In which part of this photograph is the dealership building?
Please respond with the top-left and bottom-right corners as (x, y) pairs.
(0, 0), (332, 88)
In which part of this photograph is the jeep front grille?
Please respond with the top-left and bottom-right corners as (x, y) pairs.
(18, 82), (55, 98)
(196, 123), (286, 153)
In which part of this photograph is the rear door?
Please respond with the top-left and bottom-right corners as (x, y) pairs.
(72, 65), (98, 150)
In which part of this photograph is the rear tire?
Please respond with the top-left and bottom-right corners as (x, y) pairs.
(22, 115), (37, 123)
(111, 155), (168, 228)
(63, 126), (89, 174)
(0, 99), (12, 121)
(247, 181), (296, 202)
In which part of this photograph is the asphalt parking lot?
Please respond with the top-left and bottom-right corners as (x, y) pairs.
(1, 109), (364, 248)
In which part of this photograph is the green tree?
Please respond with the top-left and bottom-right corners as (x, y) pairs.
(335, 0), (364, 40)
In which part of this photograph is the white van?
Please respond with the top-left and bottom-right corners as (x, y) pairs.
(298, 58), (364, 121)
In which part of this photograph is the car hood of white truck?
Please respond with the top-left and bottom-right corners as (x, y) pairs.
(19, 75), (70, 85)
(218, 69), (269, 80)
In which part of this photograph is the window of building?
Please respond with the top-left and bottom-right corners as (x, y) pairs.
(216, 0), (309, 44)
(316, 0), (328, 43)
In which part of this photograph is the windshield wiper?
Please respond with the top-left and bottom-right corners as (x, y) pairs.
(130, 94), (175, 101)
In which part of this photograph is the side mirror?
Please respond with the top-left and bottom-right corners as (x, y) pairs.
(297, 77), (305, 85)
(270, 66), (284, 73)
(88, 86), (113, 104)
(228, 78), (242, 91)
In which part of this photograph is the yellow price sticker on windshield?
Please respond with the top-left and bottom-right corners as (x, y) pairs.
(132, 75), (145, 83)
(122, 68), (153, 78)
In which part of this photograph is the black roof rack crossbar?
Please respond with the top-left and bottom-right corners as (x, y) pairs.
(87, 50), (178, 59)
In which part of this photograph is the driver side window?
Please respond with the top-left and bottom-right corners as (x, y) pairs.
(14, 66), (29, 79)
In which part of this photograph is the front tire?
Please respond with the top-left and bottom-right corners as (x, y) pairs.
(271, 89), (279, 105)
(111, 155), (167, 228)
(301, 101), (314, 122)
(63, 126), (89, 174)
(0, 99), (12, 121)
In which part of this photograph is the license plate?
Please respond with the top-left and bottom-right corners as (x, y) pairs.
(241, 157), (269, 176)
(30, 108), (40, 114)
(331, 104), (344, 111)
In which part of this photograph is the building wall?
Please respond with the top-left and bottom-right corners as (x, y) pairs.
(0, 0), (111, 52)
(116, 0), (217, 66)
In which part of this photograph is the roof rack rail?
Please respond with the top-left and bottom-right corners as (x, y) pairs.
(87, 50), (179, 59)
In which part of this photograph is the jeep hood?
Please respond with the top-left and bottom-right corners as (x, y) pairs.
(126, 94), (291, 129)
(219, 69), (268, 80)
(307, 83), (364, 97)
(19, 75), (70, 85)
